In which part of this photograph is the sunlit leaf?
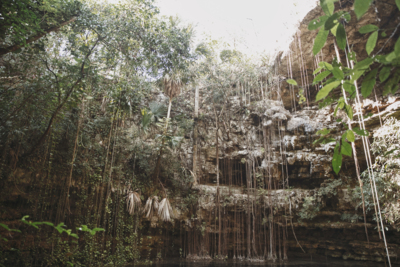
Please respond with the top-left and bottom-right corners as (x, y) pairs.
(313, 70), (331, 84)
(313, 66), (324, 75)
(346, 130), (355, 142)
(316, 81), (341, 101)
(341, 140), (352, 156)
(359, 24), (379, 34)
(320, 0), (338, 16)
(286, 79), (297, 85)
(366, 31), (378, 55)
(313, 27), (329, 55)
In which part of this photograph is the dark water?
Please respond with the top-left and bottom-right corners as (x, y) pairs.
(131, 258), (399, 267)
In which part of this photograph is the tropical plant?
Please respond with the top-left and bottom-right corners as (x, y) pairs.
(126, 190), (142, 216)
(143, 196), (160, 219)
(158, 198), (174, 222)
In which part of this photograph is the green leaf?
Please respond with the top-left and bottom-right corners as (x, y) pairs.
(316, 81), (341, 101)
(331, 23), (339, 37)
(0, 223), (10, 231)
(354, 57), (374, 70)
(346, 130), (355, 142)
(313, 66), (324, 75)
(353, 127), (369, 136)
(350, 69), (366, 83)
(332, 67), (344, 80)
(332, 142), (343, 174)
(336, 24), (346, 50)
(313, 27), (329, 55)
(396, 0), (400, 10)
(359, 24), (379, 34)
(308, 15), (329, 30)
(41, 222), (54, 227)
(286, 79), (297, 85)
(379, 66), (391, 82)
(320, 0), (337, 16)
(366, 31), (378, 55)
(341, 140), (352, 156)
(361, 68), (378, 98)
(70, 233), (79, 239)
(354, 0), (373, 20)
(343, 82), (356, 96)
(394, 37), (400, 56)
(313, 70), (331, 84)
(319, 61), (333, 71)
(386, 52), (397, 62)
(316, 128), (331, 135)
(325, 11), (345, 30)
(345, 104), (353, 120)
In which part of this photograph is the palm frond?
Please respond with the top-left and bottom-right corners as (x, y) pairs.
(143, 196), (159, 219)
(126, 191), (142, 215)
(149, 101), (167, 121)
(158, 198), (174, 222)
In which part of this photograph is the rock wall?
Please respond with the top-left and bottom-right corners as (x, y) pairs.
(169, 0), (400, 262)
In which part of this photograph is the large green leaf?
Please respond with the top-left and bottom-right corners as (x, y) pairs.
(350, 69), (366, 83)
(308, 15), (329, 30)
(359, 24), (379, 34)
(341, 140), (352, 156)
(332, 67), (344, 80)
(346, 130), (355, 142)
(325, 11), (345, 30)
(386, 51), (397, 62)
(395, 37), (400, 56)
(354, 0), (373, 20)
(396, 0), (400, 10)
(332, 142), (342, 174)
(313, 70), (331, 84)
(354, 57), (374, 70)
(318, 61), (333, 71)
(313, 66), (324, 75)
(313, 27), (329, 55)
(336, 23), (346, 50)
(366, 31), (378, 55)
(286, 79), (297, 85)
(379, 66), (391, 82)
(316, 81), (341, 101)
(361, 68), (378, 98)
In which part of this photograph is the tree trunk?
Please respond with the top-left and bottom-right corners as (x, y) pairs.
(192, 86), (199, 185)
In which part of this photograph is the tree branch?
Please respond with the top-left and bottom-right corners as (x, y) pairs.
(0, 16), (78, 57)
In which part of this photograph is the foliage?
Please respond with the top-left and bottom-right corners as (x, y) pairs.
(295, 0), (400, 174)
(298, 178), (342, 221)
(353, 118), (400, 228)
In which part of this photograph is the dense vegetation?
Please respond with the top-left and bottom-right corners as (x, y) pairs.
(1, 0), (400, 266)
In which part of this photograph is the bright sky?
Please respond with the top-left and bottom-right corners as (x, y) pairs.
(156, 0), (318, 57)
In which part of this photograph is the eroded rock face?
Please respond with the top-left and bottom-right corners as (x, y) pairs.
(171, 0), (400, 262)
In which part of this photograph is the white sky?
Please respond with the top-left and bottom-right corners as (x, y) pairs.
(156, 0), (318, 57)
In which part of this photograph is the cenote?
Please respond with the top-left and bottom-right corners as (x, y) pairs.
(1, 0), (400, 266)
